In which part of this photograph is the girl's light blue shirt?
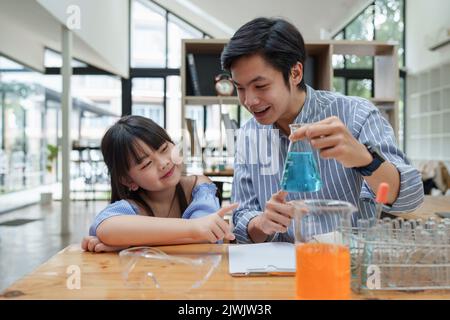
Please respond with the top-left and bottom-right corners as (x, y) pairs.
(89, 183), (219, 236)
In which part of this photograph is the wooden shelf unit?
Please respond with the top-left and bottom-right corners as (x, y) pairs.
(181, 39), (399, 135)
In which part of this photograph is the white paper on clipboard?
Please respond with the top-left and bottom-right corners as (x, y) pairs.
(228, 242), (295, 276)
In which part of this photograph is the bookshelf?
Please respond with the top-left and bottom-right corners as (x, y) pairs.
(181, 38), (399, 137)
(406, 61), (450, 166)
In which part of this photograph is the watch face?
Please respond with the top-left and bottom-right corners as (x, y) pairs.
(215, 77), (234, 96)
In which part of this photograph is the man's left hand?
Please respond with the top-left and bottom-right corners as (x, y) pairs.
(289, 116), (372, 168)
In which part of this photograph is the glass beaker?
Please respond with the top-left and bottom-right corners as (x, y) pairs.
(292, 199), (356, 300)
(281, 123), (322, 192)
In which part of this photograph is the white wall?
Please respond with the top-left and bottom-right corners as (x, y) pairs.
(0, 0), (129, 78)
(405, 0), (450, 170)
(406, 0), (450, 74)
(37, 0), (129, 78)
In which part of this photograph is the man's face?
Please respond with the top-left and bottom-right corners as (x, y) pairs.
(230, 54), (295, 126)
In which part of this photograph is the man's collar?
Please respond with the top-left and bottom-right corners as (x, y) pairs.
(293, 84), (314, 124)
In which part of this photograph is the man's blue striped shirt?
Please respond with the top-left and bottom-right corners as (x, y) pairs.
(231, 85), (424, 243)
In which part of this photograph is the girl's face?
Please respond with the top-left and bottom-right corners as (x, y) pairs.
(126, 139), (182, 192)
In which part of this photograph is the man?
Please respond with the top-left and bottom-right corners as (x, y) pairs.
(221, 17), (424, 243)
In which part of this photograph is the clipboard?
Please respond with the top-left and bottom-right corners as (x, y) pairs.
(228, 242), (295, 276)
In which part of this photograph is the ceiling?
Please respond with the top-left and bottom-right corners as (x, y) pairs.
(0, 0), (129, 77)
(153, 0), (372, 40)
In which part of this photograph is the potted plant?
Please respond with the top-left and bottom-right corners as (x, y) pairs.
(46, 144), (58, 173)
(41, 144), (58, 205)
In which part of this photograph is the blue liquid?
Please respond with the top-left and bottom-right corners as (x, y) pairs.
(281, 152), (322, 192)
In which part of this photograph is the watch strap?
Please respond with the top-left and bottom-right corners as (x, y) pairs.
(354, 144), (385, 176)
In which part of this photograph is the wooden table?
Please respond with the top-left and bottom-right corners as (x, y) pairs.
(1, 242), (449, 300)
(2, 196), (449, 300)
(392, 195), (450, 220)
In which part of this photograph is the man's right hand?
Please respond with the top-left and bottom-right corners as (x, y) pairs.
(252, 191), (294, 236)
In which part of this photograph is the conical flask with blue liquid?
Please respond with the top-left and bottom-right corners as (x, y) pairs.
(281, 123), (322, 192)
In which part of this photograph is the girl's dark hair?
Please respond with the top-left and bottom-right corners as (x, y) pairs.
(221, 17), (307, 91)
(101, 115), (187, 215)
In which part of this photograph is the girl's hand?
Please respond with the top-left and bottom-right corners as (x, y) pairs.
(81, 236), (129, 253)
(190, 203), (238, 243)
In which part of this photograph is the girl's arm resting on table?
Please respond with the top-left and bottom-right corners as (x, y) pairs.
(97, 215), (196, 246)
(96, 203), (238, 247)
(81, 235), (207, 253)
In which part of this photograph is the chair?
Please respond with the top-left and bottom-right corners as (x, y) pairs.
(418, 160), (450, 195)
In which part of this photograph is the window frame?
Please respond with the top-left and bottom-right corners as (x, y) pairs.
(332, 0), (406, 149)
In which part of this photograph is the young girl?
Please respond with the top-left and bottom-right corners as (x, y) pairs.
(82, 115), (237, 252)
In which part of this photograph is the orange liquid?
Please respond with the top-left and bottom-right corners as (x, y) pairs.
(295, 243), (350, 300)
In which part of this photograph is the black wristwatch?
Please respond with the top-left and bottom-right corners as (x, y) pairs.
(354, 144), (385, 176)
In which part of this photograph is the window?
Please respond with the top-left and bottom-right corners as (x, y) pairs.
(129, 0), (209, 134)
(44, 49), (87, 68)
(343, 5), (375, 69)
(375, 0), (405, 67)
(168, 14), (203, 68)
(334, 32), (344, 41)
(345, 55), (373, 69)
(348, 79), (373, 99)
(166, 75), (181, 136)
(334, 1), (405, 67)
(131, 0), (166, 67)
(332, 77), (345, 94)
(72, 75), (122, 142)
(72, 75), (121, 113)
(0, 0), (210, 198)
(332, 55), (345, 69)
(333, 0), (406, 145)
(133, 103), (164, 126)
(344, 4), (375, 69)
(0, 57), (25, 70)
(0, 56), (59, 191)
(132, 78), (164, 127)
(345, 5), (375, 41)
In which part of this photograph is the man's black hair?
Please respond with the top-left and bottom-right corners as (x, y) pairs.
(221, 17), (307, 91)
